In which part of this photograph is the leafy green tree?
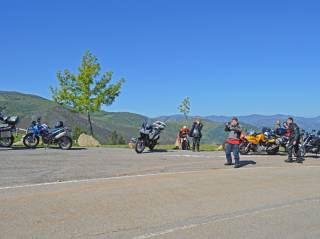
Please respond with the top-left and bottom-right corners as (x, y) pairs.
(178, 97), (191, 122)
(118, 135), (126, 145)
(108, 130), (118, 145)
(51, 51), (125, 136)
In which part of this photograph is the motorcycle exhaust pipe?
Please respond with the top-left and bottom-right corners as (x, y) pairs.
(55, 131), (66, 139)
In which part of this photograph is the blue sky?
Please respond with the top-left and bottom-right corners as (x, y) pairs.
(0, 0), (319, 117)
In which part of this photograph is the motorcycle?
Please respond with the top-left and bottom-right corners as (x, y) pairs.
(23, 120), (73, 150)
(180, 133), (190, 150)
(135, 121), (167, 153)
(0, 109), (19, 147)
(240, 129), (279, 155)
(298, 130), (320, 156)
(274, 127), (290, 151)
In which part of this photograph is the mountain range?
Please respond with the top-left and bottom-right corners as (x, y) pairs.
(1, 91), (319, 145)
(0, 91), (244, 144)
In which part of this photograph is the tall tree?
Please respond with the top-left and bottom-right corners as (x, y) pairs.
(178, 97), (191, 122)
(108, 130), (119, 145)
(51, 51), (124, 136)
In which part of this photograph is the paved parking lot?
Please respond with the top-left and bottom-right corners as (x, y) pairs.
(0, 147), (320, 239)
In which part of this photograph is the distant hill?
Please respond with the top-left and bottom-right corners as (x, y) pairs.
(0, 91), (256, 144)
(205, 114), (320, 131)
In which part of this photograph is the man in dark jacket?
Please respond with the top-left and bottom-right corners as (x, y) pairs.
(285, 117), (303, 163)
(190, 119), (203, 152)
(224, 117), (242, 168)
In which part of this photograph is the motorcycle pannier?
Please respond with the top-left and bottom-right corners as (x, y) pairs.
(0, 129), (12, 138)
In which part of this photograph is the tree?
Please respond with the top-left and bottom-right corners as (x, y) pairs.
(178, 97), (191, 122)
(108, 130), (118, 145)
(118, 135), (126, 145)
(51, 51), (125, 136)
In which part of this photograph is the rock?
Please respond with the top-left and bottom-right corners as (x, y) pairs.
(77, 133), (101, 147)
(217, 144), (224, 151)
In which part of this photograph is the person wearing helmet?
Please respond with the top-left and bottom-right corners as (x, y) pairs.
(224, 117), (242, 168)
(285, 117), (303, 163)
(190, 119), (203, 152)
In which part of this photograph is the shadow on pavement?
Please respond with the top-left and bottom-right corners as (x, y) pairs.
(45, 147), (88, 151)
(304, 155), (320, 159)
(0, 146), (30, 151)
(238, 160), (257, 168)
(143, 149), (169, 154)
(0, 146), (87, 151)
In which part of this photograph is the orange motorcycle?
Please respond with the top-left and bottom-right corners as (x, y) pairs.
(239, 129), (279, 155)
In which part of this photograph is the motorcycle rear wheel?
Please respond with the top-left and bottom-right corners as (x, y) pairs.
(58, 136), (73, 150)
(135, 140), (145, 154)
(149, 143), (156, 151)
(0, 136), (14, 147)
(23, 133), (40, 149)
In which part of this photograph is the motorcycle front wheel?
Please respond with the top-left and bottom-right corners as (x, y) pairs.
(239, 141), (250, 155)
(135, 139), (145, 154)
(0, 136), (14, 147)
(58, 136), (73, 150)
(23, 133), (40, 149)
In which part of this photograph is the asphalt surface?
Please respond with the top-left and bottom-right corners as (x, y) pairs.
(0, 147), (320, 239)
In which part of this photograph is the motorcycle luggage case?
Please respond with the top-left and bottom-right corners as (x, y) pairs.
(0, 127), (12, 138)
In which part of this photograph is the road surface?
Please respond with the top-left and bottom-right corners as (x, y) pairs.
(0, 147), (320, 239)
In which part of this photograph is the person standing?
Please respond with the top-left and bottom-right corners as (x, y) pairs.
(190, 119), (203, 152)
(285, 117), (303, 163)
(224, 117), (242, 168)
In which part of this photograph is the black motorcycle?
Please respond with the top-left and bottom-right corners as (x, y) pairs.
(23, 120), (73, 150)
(135, 121), (167, 153)
(0, 109), (19, 147)
(298, 130), (320, 156)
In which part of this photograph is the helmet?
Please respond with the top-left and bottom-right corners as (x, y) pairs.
(55, 121), (64, 128)
(183, 126), (187, 129)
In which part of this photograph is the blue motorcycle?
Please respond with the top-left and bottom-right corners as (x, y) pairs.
(23, 119), (72, 149)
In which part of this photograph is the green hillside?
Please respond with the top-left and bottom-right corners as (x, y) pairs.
(0, 91), (255, 144)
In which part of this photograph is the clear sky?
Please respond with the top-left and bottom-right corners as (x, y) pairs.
(0, 0), (319, 117)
